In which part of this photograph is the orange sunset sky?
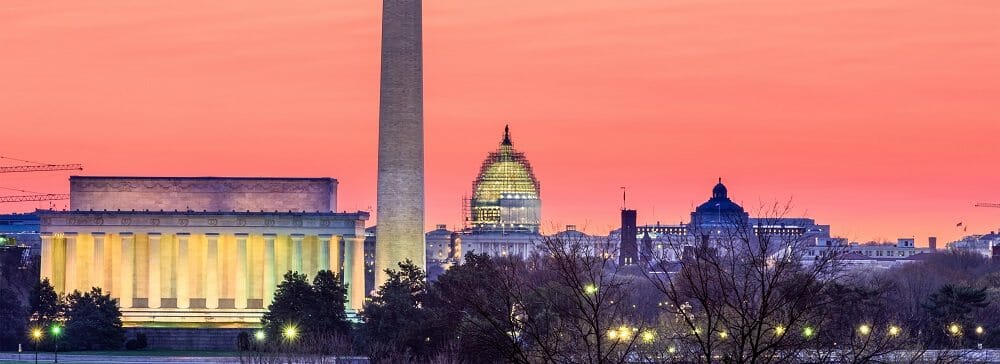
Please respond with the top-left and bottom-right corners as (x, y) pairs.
(1, 1), (998, 245)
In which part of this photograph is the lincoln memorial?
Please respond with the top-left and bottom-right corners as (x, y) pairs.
(37, 176), (369, 332)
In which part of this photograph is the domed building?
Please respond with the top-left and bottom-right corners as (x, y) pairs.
(469, 126), (541, 234)
(690, 178), (750, 230)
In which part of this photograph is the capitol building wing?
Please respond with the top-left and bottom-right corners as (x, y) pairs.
(38, 176), (369, 329)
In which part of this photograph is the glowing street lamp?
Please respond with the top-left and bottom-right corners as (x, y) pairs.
(617, 326), (632, 340)
(718, 331), (729, 340)
(583, 284), (598, 295)
(976, 326), (985, 336)
(888, 325), (901, 337)
(282, 325), (298, 341)
(773, 325), (786, 336)
(30, 328), (42, 364)
(50, 324), (62, 363)
(254, 330), (266, 342)
(641, 330), (655, 344)
(948, 323), (962, 337)
(858, 324), (872, 336)
(802, 326), (816, 339)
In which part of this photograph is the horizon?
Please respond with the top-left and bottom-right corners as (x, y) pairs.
(2, 0), (998, 245)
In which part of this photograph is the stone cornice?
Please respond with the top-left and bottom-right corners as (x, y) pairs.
(36, 210), (368, 231)
(70, 177), (336, 194)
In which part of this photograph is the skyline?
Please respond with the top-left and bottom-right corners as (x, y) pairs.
(2, 0), (999, 245)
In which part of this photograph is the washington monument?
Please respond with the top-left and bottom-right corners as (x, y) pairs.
(376, 0), (426, 288)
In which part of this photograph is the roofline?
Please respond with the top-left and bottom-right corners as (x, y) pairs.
(35, 209), (368, 219)
(70, 176), (338, 183)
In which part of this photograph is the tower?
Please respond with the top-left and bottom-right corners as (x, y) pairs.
(619, 209), (637, 265)
(376, 0), (426, 288)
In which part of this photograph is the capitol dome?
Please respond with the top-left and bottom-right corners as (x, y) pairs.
(469, 126), (541, 233)
(691, 178), (749, 228)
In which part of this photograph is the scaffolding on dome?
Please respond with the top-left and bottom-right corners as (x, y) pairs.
(467, 126), (542, 234)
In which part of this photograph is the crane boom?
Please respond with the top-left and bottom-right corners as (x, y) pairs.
(975, 203), (1000, 208)
(0, 194), (70, 203)
(0, 164), (83, 174)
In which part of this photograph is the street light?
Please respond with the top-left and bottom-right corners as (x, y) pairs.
(858, 324), (872, 336)
(888, 325), (901, 337)
(282, 325), (298, 341)
(976, 326), (985, 336)
(30, 328), (42, 364)
(254, 330), (266, 342)
(584, 284), (598, 295)
(803, 326), (816, 339)
(641, 330), (655, 344)
(948, 323), (962, 337)
(774, 325), (786, 336)
(50, 325), (61, 363)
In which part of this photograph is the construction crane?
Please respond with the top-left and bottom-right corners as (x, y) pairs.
(0, 194), (69, 203)
(0, 155), (82, 174)
(0, 156), (82, 204)
(976, 203), (1000, 208)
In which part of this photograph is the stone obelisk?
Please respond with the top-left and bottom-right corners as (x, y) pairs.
(376, 0), (426, 289)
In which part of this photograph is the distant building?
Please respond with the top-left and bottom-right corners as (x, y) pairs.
(609, 180), (832, 265)
(948, 231), (1000, 258)
(0, 213), (40, 254)
(801, 237), (935, 270)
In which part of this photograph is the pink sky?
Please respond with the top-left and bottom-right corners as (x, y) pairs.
(1, 0), (998, 245)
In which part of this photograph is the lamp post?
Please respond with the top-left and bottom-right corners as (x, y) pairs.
(30, 328), (42, 364)
(50, 325), (61, 363)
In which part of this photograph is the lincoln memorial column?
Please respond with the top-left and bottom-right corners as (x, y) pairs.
(205, 233), (220, 309)
(91, 232), (107, 293)
(176, 233), (190, 309)
(345, 236), (365, 311)
(291, 234), (304, 273)
(148, 233), (162, 309)
(120, 232), (135, 309)
(64, 232), (78, 293)
(235, 233), (249, 309)
(40, 232), (54, 284)
(318, 234), (331, 272)
(263, 233), (277, 306)
(331, 236), (342, 274)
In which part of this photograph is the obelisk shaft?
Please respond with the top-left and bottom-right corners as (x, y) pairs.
(376, 0), (426, 289)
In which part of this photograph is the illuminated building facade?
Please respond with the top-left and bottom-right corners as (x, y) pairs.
(469, 126), (541, 234)
(38, 177), (369, 333)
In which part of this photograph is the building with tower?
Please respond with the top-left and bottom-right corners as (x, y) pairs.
(375, 0), (426, 288)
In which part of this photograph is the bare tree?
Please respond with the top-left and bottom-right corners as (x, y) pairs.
(643, 201), (848, 363)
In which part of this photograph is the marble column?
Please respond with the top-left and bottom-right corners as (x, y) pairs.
(291, 234), (304, 273)
(120, 232), (135, 309)
(205, 233), (220, 309)
(176, 233), (190, 309)
(148, 233), (162, 309)
(91, 232), (107, 294)
(263, 233), (277, 306)
(40, 232), (54, 284)
(235, 233), (249, 309)
(318, 234), (332, 272)
(64, 232), (78, 293)
(331, 235), (343, 274)
(345, 236), (366, 311)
